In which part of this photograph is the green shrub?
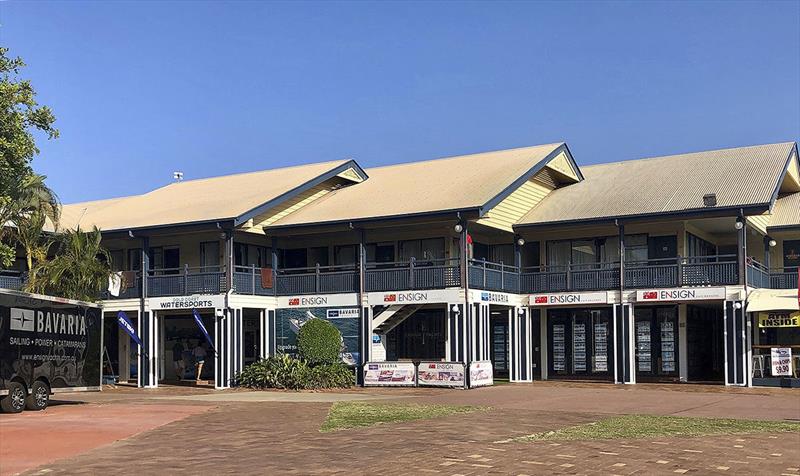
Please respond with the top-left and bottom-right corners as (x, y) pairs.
(297, 318), (342, 366)
(237, 354), (309, 390)
(306, 363), (356, 388)
(236, 354), (354, 390)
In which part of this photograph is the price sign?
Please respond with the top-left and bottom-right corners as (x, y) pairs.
(770, 348), (792, 377)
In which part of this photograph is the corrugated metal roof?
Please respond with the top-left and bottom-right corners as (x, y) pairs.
(516, 142), (796, 226)
(59, 159), (353, 231)
(768, 192), (800, 229)
(267, 143), (565, 227)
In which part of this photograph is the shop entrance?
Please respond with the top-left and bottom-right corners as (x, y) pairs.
(490, 310), (509, 378)
(634, 306), (679, 382)
(547, 308), (614, 381)
(386, 307), (446, 361)
(243, 310), (261, 366)
(161, 312), (215, 383)
(686, 304), (725, 382)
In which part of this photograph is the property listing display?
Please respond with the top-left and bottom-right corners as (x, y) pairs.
(275, 307), (359, 365)
(418, 362), (465, 387)
(552, 324), (566, 371)
(363, 362), (416, 386)
(633, 307), (679, 379)
(548, 309), (613, 379)
(636, 321), (652, 372)
(572, 323), (586, 372)
(593, 323), (608, 372)
(660, 320), (676, 372)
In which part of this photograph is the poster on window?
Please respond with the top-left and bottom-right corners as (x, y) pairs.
(553, 324), (565, 371)
(276, 307), (360, 365)
(771, 348), (792, 377)
(636, 321), (651, 372)
(660, 321), (676, 372)
(363, 362), (416, 386)
(593, 323), (608, 371)
(573, 323), (586, 372)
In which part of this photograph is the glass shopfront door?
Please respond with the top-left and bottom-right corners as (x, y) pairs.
(634, 306), (679, 381)
(548, 308), (613, 380)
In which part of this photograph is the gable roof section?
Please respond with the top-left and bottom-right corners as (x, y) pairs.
(266, 142), (573, 228)
(767, 192), (800, 231)
(60, 159), (366, 232)
(516, 142), (797, 228)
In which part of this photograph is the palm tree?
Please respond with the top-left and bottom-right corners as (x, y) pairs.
(38, 226), (111, 302)
(1, 173), (60, 269)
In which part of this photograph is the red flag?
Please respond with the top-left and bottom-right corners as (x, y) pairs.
(466, 234), (473, 245)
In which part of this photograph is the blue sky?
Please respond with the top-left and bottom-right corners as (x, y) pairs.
(3, 1), (799, 204)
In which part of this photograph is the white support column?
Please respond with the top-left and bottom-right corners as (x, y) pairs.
(678, 304), (688, 382)
(510, 306), (532, 382)
(214, 308), (228, 390)
(145, 310), (158, 388)
(540, 308), (548, 381)
(724, 300), (748, 386)
(614, 303), (635, 384)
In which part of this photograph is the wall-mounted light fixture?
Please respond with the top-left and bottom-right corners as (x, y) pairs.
(734, 218), (744, 230)
(516, 237), (526, 246)
(454, 224), (463, 233)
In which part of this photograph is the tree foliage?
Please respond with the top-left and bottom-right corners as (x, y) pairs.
(0, 46), (59, 267)
(297, 318), (343, 366)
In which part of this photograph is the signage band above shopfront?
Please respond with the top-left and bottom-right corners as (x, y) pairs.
(529, 292), (609, 306)
(758, 311), (800, 328)
(635, 287), (727, 303)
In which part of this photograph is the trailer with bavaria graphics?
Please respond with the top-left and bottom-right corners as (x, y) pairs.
(0, 289), (102, 413)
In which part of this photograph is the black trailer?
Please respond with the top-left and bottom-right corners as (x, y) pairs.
(0, 289), (103, 413)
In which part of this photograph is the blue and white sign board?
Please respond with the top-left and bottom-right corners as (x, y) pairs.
(469, 361), (493, 388)
(363, 362), (416, 386)
(417, 362), (465, 388)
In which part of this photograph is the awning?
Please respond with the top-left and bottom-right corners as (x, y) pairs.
(747, 288), (799, 312)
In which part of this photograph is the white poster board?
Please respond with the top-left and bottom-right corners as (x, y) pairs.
(363, 362), (416, 386)
(469, 361), (493, 388)
(771, 348), (792, 377)
(417, 362), (465, 387)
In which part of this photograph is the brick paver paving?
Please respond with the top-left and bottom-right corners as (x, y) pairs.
(6, 382), (800, 475)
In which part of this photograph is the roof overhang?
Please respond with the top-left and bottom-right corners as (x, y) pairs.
(513, 203), (771, 231)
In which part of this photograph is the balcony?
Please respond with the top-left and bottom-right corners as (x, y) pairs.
(748, 261), (799, 290)
(521, 255), (740, 294)
(275, 264), (359, 296)
(468, 259), (520, 293)
(146, 266), (226, 297)
(0, 270), (23, 290)
(365, 258), (460, 293)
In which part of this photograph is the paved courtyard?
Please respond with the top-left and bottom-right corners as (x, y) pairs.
(1, 382), (798, 475)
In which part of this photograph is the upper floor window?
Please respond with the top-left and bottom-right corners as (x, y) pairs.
(399, 238), (445, 263)
(686, 233), (716, 257)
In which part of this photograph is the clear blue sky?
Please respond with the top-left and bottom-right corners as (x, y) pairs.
(3, 1), (799, 204)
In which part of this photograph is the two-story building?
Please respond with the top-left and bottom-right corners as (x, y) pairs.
(22, 140), (798, 390)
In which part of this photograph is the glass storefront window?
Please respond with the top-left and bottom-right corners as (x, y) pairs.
(548, 308), (613, 379)
(634, 306), (679, 380)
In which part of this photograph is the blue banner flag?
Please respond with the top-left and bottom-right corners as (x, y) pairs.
(117, 311), (146, 356)
(192, 309), (217, 354)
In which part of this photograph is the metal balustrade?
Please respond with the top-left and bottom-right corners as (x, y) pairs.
(233, 265), (274, 296)
(275, 264), (359, 295)
(746, 259), (771, 289)
(768, 267), (799, 290)
(364, 258), (460, 292)
(521, 262), (620, 293)
(468, 260), (520, 293)
(147, 265), (226, 297)
(0, 271), (23, 290)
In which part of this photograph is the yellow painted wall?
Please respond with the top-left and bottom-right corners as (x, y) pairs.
(545, 151), (579, 181)
(746, 213), (771, 235)
(477, 179), (553, 232)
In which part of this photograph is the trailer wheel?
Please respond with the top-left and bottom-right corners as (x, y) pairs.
(1, 382), (26, 413)
(25, 381), (50, 411)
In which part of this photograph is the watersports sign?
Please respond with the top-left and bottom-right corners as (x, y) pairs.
(469, 361), (493, 388)
(771, 348), (792, 377)
(277, 294), (358, 308)
(150, 295), (225, 310)
(417, 362), (465, 387)
(363, 362), (416, 386)
(758, 311), (800, 328)
(529, 292), (609, 306)
(636, 287), (727, 302)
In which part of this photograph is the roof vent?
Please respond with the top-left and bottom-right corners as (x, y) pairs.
(703, 193), (717, 207)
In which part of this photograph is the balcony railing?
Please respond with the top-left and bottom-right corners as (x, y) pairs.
(469, 259), (520, 293)
(0, 270), (23, 290)
(364, 258), (460, 292)
(521, 261), (621, 293)
(147, 265), (226, 297)
(233, 265), (274, 296)
(521, 255), (739, 293)
(767, 266), (798, 290)
(746, 259), (771, 289)
(276, 264), (359, 296)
